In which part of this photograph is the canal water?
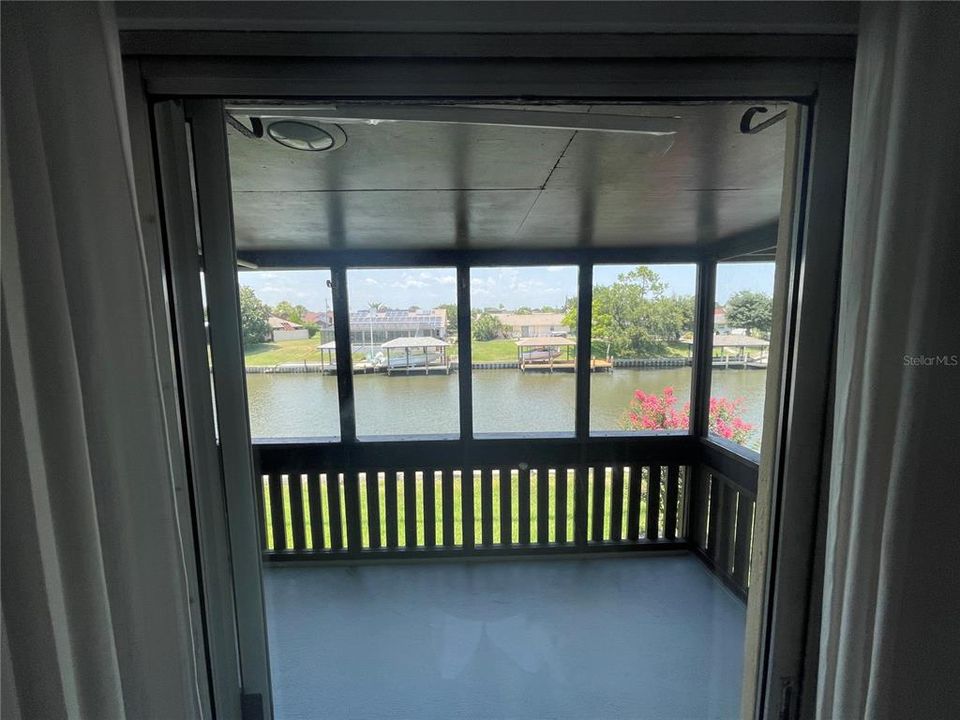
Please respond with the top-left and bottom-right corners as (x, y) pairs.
(245, 367), (768, 450)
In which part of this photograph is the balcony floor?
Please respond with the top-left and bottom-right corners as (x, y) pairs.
(264, 554), (746, 719)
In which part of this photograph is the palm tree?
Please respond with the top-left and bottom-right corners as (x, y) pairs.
(367, 301), (382, 352)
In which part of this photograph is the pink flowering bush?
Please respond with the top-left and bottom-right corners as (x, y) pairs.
(622, 387), (754, 445)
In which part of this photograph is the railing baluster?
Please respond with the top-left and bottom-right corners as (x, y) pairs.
(289, 474), (306, 551)
(574, 465), (588, 547)
(646, 465), (661, 541)
(732, 492), (755, 590)
(537, 468), (550, 544)
(609, 466), (624, 542)
(664, 465), (680, 540)
(591, 467), (605, 542)
(385, 470), (399, 549)
(689, 466), (710, 551)
(499, 468), (512, 546)
(461, 469), (475, 549)
(308, 473), (324, 550)
(441, 469), (455, 547)
(518, 466), (531, 544)
(716, 479), (737, 575)
(706, 473), (721, 559)
(481, 468), (494, 547)
(326, 473), (344, 551)
(268, 474), (285, 552)
(404, 469), (418, 548)
(555, 468), (568, 544)
(423, 470), (436, 548)
(257, 476), (269, 553)
(626, 465), (641, 542)
(366, 471), (381, 550)
(344, 471), (362, 553)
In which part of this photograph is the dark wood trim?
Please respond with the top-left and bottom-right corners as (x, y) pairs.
(121, 31), (856, 61)
(701, 439), (759, 495)
(238, 246), (704, 270)
(253, 434), (700, 473)
(137, 57), (827, 98)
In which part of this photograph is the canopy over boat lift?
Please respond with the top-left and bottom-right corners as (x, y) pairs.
(381, 336), (452, 375)
(681, 334), (770, 369)
(515, 336), (611, 373)
(316, 340), (338, 374)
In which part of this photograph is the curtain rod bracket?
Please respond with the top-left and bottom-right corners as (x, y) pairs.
(740, 106), (788, 135)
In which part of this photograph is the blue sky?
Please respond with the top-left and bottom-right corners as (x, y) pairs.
(237, 262), (775, 312)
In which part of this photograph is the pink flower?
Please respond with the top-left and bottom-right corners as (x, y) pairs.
(620, 386), (754, 443)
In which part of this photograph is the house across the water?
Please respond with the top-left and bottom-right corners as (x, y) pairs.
(268, 316), (309, 342)
(321, 307), (447, 345)
(493, 312), (568, 338)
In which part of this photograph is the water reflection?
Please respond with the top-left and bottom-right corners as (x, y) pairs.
(245, 368), (767, 449)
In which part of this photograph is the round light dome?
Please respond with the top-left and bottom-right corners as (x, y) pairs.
(266, 121), (346, 151)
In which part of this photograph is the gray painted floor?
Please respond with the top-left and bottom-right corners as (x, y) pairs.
(263, 555), (746, 720)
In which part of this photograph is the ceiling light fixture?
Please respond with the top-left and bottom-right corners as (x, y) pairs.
(265, 120), (347, 151)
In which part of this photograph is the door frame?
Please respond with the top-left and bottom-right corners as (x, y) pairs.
(126, 42), (852, 720)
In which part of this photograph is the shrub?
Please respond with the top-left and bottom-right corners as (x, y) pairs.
(621, 387), (753, 445)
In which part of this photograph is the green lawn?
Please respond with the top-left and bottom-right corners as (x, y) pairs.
(244, 338), (323, 365)
(261, 468), (676, 552)
(467, 339), (520, 362)
(244, 338), (365, 365)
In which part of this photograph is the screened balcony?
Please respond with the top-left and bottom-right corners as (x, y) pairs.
(181, 99), (789, 718)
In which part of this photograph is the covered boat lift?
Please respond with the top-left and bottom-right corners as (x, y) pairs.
(381, 336), (452, 375)
(515, 336), (611, 373)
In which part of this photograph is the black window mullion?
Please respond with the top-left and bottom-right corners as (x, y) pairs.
(691, 261), (717, 438)
(330, 264), (357, 443)
(456, 264), (473, 441)
(574, 264), (594, 441)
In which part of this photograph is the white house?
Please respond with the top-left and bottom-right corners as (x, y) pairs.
(493, 312), (568, 338)
(268, 316), (309, 342)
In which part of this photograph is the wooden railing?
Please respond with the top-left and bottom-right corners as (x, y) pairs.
(251, 436), (759, 600)
(688, 442), (759, 601)
(251, 437), (696, 562)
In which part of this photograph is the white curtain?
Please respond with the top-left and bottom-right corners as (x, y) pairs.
(1, 3), (206, 719)
(818, 3), (960, 719)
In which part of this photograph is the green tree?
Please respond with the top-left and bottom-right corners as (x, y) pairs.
(272, 300), (308, 324)
(436, 303), (458, 335)
(473, 313), (504, 341)
(649, 295), (696, 341)
(565, 266), (678, 357)
(239, 286), (271, 345)
(725, 291), (773, 336)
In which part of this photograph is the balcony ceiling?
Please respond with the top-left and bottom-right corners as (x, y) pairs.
(227, 103), (787, 253)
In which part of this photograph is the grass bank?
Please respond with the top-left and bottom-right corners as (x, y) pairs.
(244, 337), (695, 366)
